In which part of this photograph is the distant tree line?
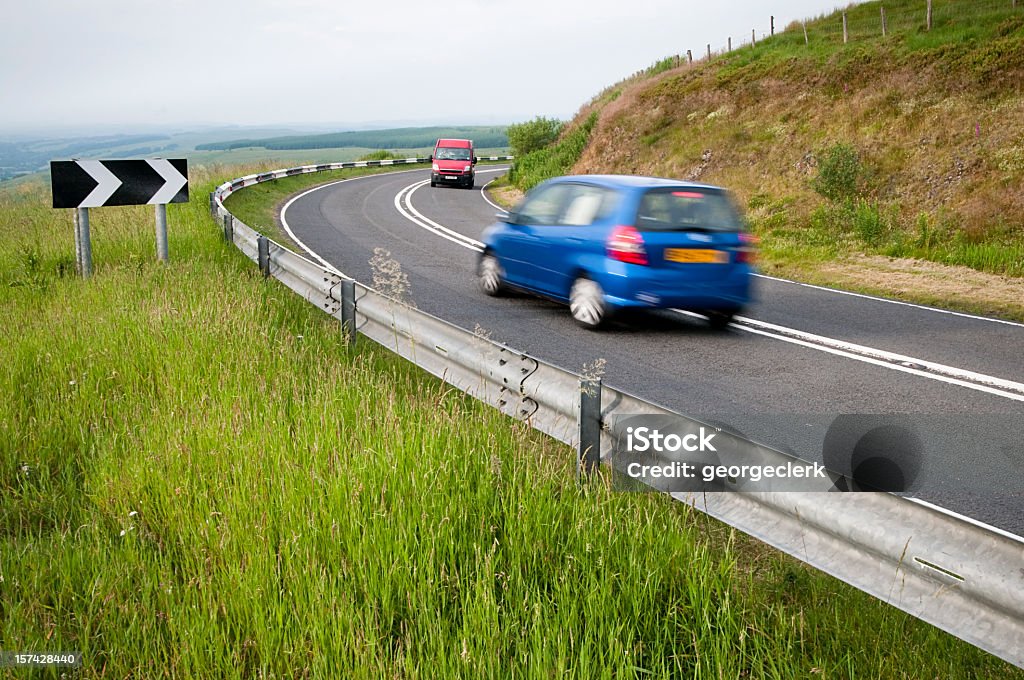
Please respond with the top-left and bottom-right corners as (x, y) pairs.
(196, 126), (509, 151)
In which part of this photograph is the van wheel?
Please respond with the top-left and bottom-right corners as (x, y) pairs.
(569, 277), (608, 329)
(430, 180), (436, 187)
(465, 180), (474, 190)
(479, 254), (506, 296)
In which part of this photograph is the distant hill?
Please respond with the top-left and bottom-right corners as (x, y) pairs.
(196, 126), (509, 151)
(0, 134), (173, 181)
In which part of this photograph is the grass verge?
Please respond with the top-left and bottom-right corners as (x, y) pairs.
(1, 168), (1021, 677)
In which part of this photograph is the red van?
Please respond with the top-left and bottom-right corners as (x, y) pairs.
(430, 138), (477, 189)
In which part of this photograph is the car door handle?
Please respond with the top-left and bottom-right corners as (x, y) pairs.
(566, 237), (584, 244)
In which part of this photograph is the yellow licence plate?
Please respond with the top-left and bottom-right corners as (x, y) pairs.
(664, 248), (729, 264)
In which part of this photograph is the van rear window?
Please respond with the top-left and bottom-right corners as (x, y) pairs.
(636, 188), (744, 232)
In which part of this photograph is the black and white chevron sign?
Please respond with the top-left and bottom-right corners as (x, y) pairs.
(51, 159), (189, 209)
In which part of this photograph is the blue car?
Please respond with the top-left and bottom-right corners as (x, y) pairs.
(479, 175), (756, 329)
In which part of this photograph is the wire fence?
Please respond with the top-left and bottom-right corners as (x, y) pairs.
(807, 0), (1019, 43)
(613, 0), (1022, 85)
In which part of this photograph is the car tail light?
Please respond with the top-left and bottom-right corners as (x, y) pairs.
(737, 233), (758, 264)
(607, 225), (648, 265)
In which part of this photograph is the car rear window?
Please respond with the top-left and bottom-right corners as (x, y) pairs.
(636, 188), (744, 232)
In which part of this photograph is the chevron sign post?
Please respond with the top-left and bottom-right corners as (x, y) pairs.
(50, 159), (189, 277)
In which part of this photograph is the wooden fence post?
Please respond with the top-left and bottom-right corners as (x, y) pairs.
(752, 28), (756, 46)
(882, 5), (888, 36)
(771, 15), (775, 36)
(803, 21), (809, 45)
(843, 12), (848, 43)
(927, 0), (933, 30)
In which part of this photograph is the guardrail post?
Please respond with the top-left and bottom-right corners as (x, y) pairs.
(257, 235), (270, 277)
(209, 192), (216, 218)
(341, 279), (357, 346)
(223, 214), (233, 243)
(577, 377), (602, 478)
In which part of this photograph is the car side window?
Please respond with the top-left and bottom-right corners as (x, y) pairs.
(558, 184), (615, 226)
(517, 184), (572, 225)
(560, 186), (600, 226)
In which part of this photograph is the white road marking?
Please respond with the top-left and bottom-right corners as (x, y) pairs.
(480, 176), (509, 214)
(754, 273), (1024, 328)
(394, 180), (485, 252)
(908, 497), (1024, 545)
(672, 310), (1024, 402)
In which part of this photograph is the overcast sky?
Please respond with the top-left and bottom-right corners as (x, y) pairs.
(1, 0), (844, 135)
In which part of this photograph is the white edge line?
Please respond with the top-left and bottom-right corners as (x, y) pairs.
(755, 273), (1024, 328)
(480, 176), (507, 214)
(734, 315), (1024, 395)
(673, 310), (1024, 402)
(907, 497), (1024, 545)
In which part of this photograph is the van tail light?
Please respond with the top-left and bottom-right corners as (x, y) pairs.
(607, 225), (648, 265)
(737, 233), (758, 264)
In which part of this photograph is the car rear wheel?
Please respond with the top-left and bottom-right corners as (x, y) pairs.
(479, 253), (506, 297)
(570, 277), (608, 329)
(705, 309), (737, 329)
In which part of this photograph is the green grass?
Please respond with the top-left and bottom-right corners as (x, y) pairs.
(2, 168), (1022, 677)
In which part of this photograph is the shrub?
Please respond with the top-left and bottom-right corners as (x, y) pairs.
(853, 200), (887, 246)
(358, 150), (401, 161)
(507, 114), (597, 192)
(813, 143), (862, 201)
(506, 117), (564, 156)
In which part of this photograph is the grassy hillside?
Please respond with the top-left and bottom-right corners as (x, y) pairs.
(520, 0), (1024, 317)
(3, 167), (1022, 676)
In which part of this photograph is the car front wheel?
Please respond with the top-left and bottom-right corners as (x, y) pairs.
(569, 277), (609, 329)
(479, 253), (506, 296)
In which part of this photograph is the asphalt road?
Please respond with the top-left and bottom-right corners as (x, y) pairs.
(282, 166), (1024, 535)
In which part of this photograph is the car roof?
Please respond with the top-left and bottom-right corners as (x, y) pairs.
(436, 139), (472, 147)
(550, 174), (724, 191)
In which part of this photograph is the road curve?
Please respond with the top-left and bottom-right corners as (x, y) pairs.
(282, 167), (1024, 534)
